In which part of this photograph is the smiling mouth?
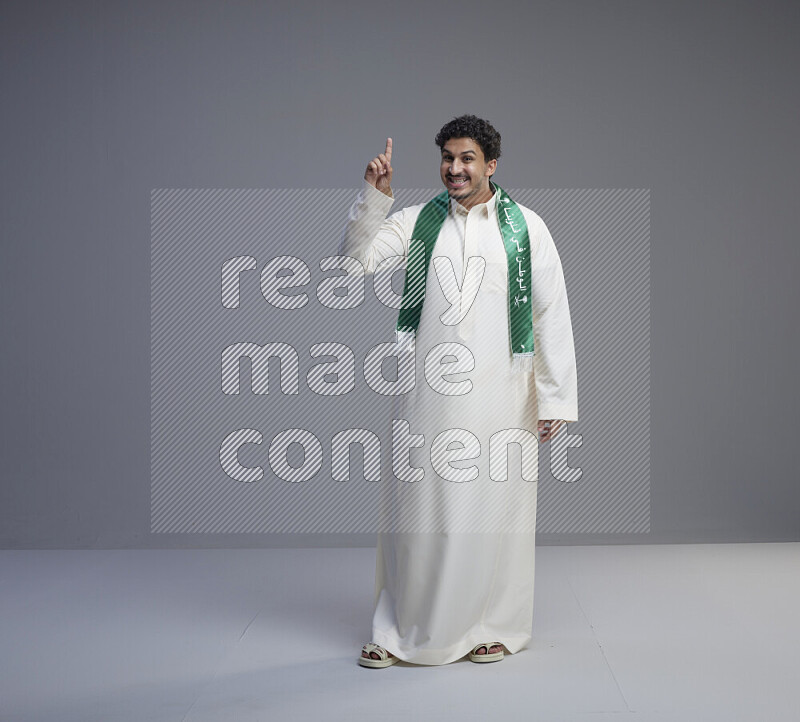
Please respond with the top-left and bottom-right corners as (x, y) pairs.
(448, 176), (468, 188)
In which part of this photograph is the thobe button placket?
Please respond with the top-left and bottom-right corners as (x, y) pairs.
(459, 207), (481, 342)
(451, 191), (500, 343)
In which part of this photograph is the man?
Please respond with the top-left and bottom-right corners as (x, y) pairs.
(338, 115), (578, 667)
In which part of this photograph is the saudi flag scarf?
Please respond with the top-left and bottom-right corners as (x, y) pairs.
(395, 183), (535, 373)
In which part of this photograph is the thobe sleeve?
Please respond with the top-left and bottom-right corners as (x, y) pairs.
(527, 214), (579, 423)
(337, 180), (409, 273)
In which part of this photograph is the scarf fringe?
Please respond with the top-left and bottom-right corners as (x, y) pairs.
(511, 352), (535, 373)
(395, 329), (416, 354)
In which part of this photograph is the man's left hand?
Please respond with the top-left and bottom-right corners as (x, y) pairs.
(538, 419), (565, 443)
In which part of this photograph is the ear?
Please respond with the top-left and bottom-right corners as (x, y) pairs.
(486, 159), (497, 177)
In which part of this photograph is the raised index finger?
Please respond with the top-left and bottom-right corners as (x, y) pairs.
(385, 137), (392, 162)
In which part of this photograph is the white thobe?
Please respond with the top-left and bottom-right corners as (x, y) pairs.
(338, 180), (578, 665)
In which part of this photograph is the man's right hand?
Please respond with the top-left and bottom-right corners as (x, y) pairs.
(364, 137), (393, 197)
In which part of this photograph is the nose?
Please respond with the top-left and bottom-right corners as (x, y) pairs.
(450, 159), (463, 175)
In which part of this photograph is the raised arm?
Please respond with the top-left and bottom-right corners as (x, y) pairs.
(337, 137), (410, 274)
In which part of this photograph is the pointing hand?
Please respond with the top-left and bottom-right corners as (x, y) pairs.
(364, 137), (393, 198)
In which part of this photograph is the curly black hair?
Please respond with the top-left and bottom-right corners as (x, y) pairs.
(435, 115), (502, 162)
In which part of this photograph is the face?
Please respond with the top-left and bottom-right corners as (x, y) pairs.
(439, 137), (497, 208)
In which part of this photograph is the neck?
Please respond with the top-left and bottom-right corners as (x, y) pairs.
(457, 181), (495, 211)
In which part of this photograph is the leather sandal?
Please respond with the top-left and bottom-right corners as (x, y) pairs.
(469, 642), (505, 663)
(358, 642), (399, 668)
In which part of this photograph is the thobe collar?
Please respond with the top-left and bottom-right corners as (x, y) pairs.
(450, 180), (501, 218)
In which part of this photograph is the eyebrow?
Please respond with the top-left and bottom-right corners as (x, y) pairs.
(441, 149), (476, 156)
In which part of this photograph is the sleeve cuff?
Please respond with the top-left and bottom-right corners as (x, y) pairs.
(362, 179), (395, 206)
(536, 404), (578, 423)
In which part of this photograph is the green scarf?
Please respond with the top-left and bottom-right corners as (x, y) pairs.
(395, 183), (535, 373)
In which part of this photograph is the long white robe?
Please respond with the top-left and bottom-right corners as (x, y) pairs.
(338, 180), (578, 665)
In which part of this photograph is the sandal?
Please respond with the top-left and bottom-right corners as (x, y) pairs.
(358, 642), (399, 668)
(469, 642), (505, 663)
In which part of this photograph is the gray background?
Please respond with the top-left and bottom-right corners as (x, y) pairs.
(1, 0), (797, 548)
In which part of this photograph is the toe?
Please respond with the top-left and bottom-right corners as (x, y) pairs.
(362, 643), (394, 661)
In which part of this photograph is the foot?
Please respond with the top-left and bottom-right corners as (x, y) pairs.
(361, 643), (395, 662)
(469, 641), (505, 663)
(358, 642), (398, 667)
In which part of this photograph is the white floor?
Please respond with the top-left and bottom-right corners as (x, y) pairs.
(0, 543), (798, 721)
